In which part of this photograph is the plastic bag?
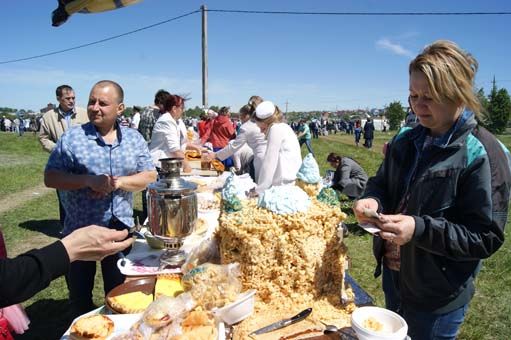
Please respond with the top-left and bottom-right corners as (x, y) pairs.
(181, 238), (220, 274)
(182, 263), (242, 310)
(1, 305), (29, 334)
(129, 293), (196, 340)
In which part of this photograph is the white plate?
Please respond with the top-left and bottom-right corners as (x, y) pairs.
(61, 310), (140, 339)
(61, 309), (226, 340)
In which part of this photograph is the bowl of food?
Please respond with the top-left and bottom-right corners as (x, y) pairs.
(213, 289), (256, 325)
(351, 306), (408, 340)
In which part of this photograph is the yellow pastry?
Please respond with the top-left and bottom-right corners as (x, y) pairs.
(108, 291), (153, 314)
(155, 274), (184, 299)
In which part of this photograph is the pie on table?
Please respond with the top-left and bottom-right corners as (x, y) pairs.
(107, 275), (184, 314)
(107, 291), (153, 314)
(155, 274), (184, 299)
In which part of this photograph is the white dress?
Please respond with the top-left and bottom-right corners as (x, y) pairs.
(215, 120), (267, 181)
(148, 113), (187, 167)
(256, 123), (302, 193)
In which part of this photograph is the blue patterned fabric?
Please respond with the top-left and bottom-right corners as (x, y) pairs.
(46, 122), (155, 235)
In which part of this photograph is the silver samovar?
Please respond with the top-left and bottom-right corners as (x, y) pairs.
(147, 158), (197, 267)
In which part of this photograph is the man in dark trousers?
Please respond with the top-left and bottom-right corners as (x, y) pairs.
(363, 118), (375, 148)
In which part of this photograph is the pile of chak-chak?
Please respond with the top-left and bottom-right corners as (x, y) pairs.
(217, 162), (355, 339)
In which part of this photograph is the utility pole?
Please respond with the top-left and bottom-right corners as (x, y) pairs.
(285, 100), (289, 114)
(201, 5), (208, 109)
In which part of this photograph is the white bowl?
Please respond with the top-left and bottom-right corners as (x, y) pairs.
(351, 306), (408, 340)
(213, 289), (256, 325)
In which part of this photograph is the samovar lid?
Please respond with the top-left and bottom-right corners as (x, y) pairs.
(150, 158), (197, 195)
(149, 178), (197, 195)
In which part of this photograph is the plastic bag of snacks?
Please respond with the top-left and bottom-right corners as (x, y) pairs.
(182, 263), (242, 310)
(127, 293), (196, 339)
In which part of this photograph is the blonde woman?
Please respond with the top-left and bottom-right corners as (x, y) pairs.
(353, 41), (511, 340)
(254, 101), (301, 193)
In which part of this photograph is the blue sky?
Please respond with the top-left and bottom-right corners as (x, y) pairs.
(1, 0), (510, 112)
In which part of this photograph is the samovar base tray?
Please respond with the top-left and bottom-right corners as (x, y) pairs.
(159, 249), (186, 269)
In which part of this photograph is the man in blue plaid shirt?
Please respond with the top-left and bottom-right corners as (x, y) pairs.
(45, 80), (157, 316)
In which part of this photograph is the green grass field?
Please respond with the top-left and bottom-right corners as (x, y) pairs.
(0, 131), (510, 339)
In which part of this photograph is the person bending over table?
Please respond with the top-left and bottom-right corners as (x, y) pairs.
(44, 80), (157, 316)
(204, 104), (267, 182)
(0, 225), (133, 308)
(353, 40), (511, 340)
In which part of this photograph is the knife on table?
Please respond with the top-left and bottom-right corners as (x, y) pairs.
(249, 308), (313, 336)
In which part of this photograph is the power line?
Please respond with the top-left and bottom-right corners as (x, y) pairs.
(2, 8), (511, 65)
(0, 9), (200, 65)
(207, 9), (511, 16)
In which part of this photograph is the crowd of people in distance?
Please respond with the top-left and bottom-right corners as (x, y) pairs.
(0, 116), (39, 136)
(1, 40), (510, 340)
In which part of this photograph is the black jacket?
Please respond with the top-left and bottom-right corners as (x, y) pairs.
(362, 112), (511, 313)
(363, 121), (375, 139)
(0, 241), (70, 307)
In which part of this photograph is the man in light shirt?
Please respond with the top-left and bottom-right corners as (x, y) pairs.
(38, 85), (88, 227)
(131, 106), (141, 129)
(39, 85), (88, 152)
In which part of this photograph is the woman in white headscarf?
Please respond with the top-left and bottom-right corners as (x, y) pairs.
(253, 101), (302, 193)
(205, 104), (267, 181)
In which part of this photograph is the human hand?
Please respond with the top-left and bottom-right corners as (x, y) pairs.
(110, 176), (124, 190)
(87, 174), (115, 194)
(378, 214), (415, 246)
(182, 162), (192, 173)
(203, 152), (215, 162)
(61, 225), (134, 262)
(352, 198), (380, 223)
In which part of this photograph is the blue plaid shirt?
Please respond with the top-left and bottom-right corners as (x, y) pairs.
(46, 122), (155, 235)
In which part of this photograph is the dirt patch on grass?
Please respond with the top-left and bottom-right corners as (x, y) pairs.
(0, 183), (53, 215)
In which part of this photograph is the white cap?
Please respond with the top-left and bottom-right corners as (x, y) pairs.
(255, 101), (276, 120)
(208, 109), (218, 118)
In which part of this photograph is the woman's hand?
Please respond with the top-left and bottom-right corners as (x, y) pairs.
(353, 198), (379, 223)
(61, 225), (134, 262)
(378, 214), (415, 246)
(203, 152), (216, 162)
(182, 160), (192, 173)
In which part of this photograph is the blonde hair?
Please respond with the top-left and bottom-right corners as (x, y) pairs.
(409, 40), (481, 116)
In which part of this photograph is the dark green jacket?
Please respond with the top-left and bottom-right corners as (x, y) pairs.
(363, 112), (511, 313)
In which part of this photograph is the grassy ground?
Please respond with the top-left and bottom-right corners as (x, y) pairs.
(0, 131), (510, 339)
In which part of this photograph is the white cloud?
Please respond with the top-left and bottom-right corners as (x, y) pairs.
(376, 38), (414, 57)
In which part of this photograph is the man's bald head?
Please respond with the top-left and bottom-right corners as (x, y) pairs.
(92, 80), (124, 104)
